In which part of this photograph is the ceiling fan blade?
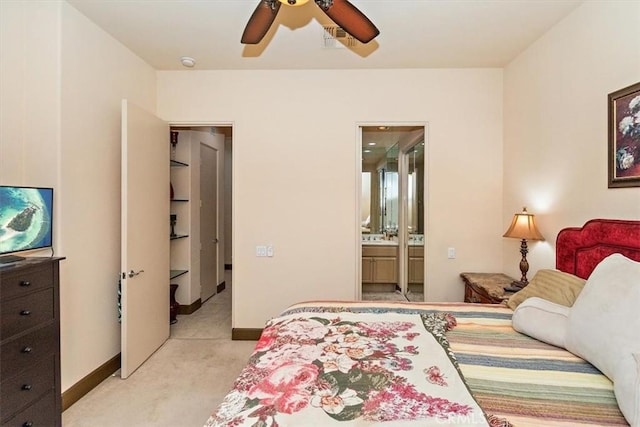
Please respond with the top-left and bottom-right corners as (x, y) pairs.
(241, 1), (281, 44)
(318, 0), (379, 44)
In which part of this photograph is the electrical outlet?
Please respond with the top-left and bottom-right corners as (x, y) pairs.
(447, 247), (456, 259)
(256, 245), (267, 257)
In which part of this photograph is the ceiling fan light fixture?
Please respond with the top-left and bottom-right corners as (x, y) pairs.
(278, 0), (311, 5)
(242, 0), (379, 45)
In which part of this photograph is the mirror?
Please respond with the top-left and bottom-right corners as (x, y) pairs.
(406, 141), (424, 239)
(380, 144), (398, 235)
(361, 144), (398, 235)
(362, 128), (422, 237)
(405, 140), (425, 302)
(361, 128), (403, 236)
(361, 172), (372, 233)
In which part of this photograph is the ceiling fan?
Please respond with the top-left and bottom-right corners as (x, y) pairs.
(241, 0), (380, 45)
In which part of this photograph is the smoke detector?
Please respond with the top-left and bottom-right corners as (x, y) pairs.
(180, 56), (196, 68)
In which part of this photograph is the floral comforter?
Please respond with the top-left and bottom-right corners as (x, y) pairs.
(206, 306), (491, 426)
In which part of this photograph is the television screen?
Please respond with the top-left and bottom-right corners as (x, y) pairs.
(0, 186), (53, 257)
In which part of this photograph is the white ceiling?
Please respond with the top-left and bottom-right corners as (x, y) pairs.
(67, 0), (583, 71)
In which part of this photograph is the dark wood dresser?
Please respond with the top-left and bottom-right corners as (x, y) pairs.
(1, 257), (64, 427)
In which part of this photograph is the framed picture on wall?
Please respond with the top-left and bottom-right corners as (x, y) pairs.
(608, 82), (640, 188)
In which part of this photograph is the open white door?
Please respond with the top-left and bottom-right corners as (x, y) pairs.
(121, 99), (170, 378)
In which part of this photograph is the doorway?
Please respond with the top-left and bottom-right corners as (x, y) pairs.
(359, 124), (426, 302)
(169, 125), (232, 315)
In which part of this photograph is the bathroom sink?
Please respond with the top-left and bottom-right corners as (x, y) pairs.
(362, 240), (398, 246)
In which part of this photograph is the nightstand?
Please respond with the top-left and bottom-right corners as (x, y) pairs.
(460, 272), (517, 304)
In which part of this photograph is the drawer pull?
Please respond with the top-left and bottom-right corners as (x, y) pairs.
(23, 422), (34, 427)
(20, 310), (32, 316)
(22, 384), (32, 391)
(21, 346), (33, 353)
(20, 281), (31, 287)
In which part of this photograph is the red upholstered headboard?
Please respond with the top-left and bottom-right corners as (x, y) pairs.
(556, 219), (640, 279)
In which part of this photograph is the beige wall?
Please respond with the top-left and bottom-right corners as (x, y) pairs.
(503, 0), (640, 279)
(2, 0), (158, 392)
(59, 2), (157, 391)
(157, 69), (505, 329)
(1, 0), (60, 187)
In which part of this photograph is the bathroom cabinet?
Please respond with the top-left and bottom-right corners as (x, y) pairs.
(362, 245), (398, 285)
(408, 245), (424, 284)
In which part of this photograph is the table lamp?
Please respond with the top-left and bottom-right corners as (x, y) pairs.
(503, 207), (544, 289)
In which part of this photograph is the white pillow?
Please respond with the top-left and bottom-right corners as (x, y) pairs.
(565, 254), (640, 427)
(512, 297), (570, 349)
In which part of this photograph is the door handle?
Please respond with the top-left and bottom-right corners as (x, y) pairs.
(128, 269), (145, 278)
(212, 238), (219, 243)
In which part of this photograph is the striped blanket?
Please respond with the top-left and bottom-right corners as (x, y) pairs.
(278, 301), (628, 427)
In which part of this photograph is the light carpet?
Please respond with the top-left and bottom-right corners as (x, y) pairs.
(62, 272), (256, 427)
(362, 290), (409, 301)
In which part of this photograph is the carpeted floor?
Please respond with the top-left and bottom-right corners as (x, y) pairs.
(62, 271), (256, 427)
(405, 290), (425, 302)
(362, 290), (408, 301)
(362, 290), (425, 302)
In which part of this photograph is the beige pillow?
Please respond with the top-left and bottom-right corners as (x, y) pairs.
(506, 269), (586, 310)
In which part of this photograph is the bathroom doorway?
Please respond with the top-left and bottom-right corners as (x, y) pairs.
(359, 124), (426, 302)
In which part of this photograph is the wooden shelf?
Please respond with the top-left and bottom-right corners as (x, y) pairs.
(170, 159), (189, 167)
(170, 269), (188, 279)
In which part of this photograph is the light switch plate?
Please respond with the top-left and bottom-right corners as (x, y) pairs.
(256, 245), (267, 257)
(447, 247), (456, 259)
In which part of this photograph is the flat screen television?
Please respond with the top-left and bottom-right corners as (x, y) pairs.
(0, 185), (53, 263)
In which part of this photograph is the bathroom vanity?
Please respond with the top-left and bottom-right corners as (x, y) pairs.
(362, 242), (398, 290)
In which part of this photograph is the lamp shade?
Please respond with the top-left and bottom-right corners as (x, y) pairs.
(503, 207), (544, 241)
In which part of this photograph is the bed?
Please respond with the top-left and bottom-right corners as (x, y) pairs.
(206, 219), (640, 427)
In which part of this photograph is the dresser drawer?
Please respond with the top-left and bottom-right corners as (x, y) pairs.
(1, 389), (57, 427)
(0, 265), (53, 302)
(0, 357), (55, 418)
(1, 289), (54, 338)
(1, 324), (57, 380)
